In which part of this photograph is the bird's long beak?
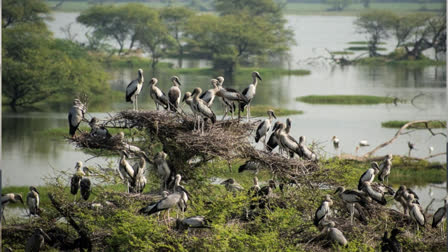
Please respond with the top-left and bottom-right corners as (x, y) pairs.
(182, 94), (187, 103)
(257, 73), (262, 81)
(272, 112), (277, 119)
(176, 79), (182, 86)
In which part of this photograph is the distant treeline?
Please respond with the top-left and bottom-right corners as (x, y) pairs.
(286, 0), (444, 2)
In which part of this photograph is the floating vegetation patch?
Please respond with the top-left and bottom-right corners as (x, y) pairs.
(249, 105), (303, 117)
(381, 120), (446, 129)
(346, 46), (387, 51)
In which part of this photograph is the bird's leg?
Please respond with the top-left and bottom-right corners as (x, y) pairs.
(264, 136), (267, 151)
(350, 204), (354, 225)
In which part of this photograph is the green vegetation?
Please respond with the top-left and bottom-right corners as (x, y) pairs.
(355, 55), (446, 67)
(174, 67), (310, 76)
(347, 46), (387, 51)
(381, 120), (446, 129)
(249, 105), (303, 117)
(330, 51), (354, 55)
(296, 95), (396, 105)
(348, 41), (386, 45)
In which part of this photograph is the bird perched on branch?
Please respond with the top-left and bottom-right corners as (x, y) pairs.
(432, 199), (447, 236)
(68, 98), (86, 138)
(408, 141), (415, 157)
(216, 76), (236, 120)
(240, 71), (262, 121)
(168, 76), (182, 112)
(255, 110), (277, 150)
(200, 79), (219, 107)
(298, 136), (317, 161)
(125, 68), (144, 111)
(192, 87), (216, 134)
(149, 78), (169, 110)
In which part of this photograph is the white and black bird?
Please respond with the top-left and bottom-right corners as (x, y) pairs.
(238, 160), (261, 174)
(221, 178), (244, 192)
(89, 117), (111, 139)
(200, 79), (219, 107)
(80, 167), (91, 200)
(27, 186), (40, 216)
(125, 68), (144, 111)
(266, 121), (281, 152)
(154, 151), (171, 191)
(68, 98), (86, 137)
(359, 140), (369, 147)
(358, 162), (380, 190)
(298, 136), (317, 161)
(334, 186), (369, 225)
(332, 136), (340, 149)
(216, 76), (236, 120)
(173, 174), (191, 218)
(240, 71), (262, 121)
(70, 161), (85, 200)
(407, 194), (425, 232)
(432, 199), (446, 234)
(216, 82), (248, 120)
(176, 216), (211, 230)
(378, 154), (393, 184)
(149, 78), (169, 110)
(248, 177), (261, 195)
(360, 181), (387, 205)
(168, 76), (182, 112)
(394, 185), (419, 216)
(138, 191), (169, 217)
(255, 110), (277, 150)
(192, 87), (216, 134)
(139, 191), (187, 223)
(119, 150), (134, 193)
(408, 141), (415, 157)
(314, 195), (333, 227)
(132, 154), (147, 193)
(275, 123), (303, 159)
(25, 228), (51, 252)
(323, 221), (348, 247)
(1, 193), (24, 223)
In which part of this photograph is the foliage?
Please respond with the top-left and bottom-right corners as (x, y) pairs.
(354, 10), (396, 57)
(381, 120), (446, 129)
(249, 105), (303, 117)
(296, 95), (396, 105)
(160, 6), (194, 58)
(2, 0), (50, 28)
(326, 0), (352, 11)
(2, 23), (109, 110)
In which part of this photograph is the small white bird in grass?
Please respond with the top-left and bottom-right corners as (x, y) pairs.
(125, 68), (144, 111)
(331, 136), (340, 149)
(255, 110), (277, 150)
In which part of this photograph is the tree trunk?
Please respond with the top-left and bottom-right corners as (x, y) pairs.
(9, 99), (17, 112)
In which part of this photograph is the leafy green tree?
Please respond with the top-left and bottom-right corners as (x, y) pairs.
(2, 0), (50, 28)
(160, 6), (194, 59)
(2, 24), (108, 111)
(325, 0), (352, 11)
(355, 10), (395, 57)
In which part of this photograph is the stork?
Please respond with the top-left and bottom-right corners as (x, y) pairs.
(138, 191), (169, 220)
(275, 123), (303, 159)
(378, 154), (393, 185)
(334, 186), (369, 225)
(168, 76), (182, 112)
(154, 151), (171, 191)
(176, 216), (211, 230)
(408, 141), (415, 157)
(360, 181), (387, 205)
(125, 68), (144, 111)
(182, 91), (200, 130)
(255, 110), (277, 150)
(70, 161), (85, 201)
(68, 98), (86, 138)
(173, 174), (191, 219)
(89, 117), (111, 139)
(221, 178), (244, 192)
(192, 87), (216, 135)
(394, 185), (419, 216)
(140, 191), (188, 224)
(1, 193), (24, 224)
(266, 121), (281, 152)
(314, 195), (333, 227)
(381, 229), (402, 252)
(240, 71), (262, 121)
(118, 150), (134, 193)
(80, 167), (91, 200)
(25, 228), (51, 252)
(199, 79), (219, 107)
(408, 194), (425, 232)
(216, 76), (236, 120)
(132, 154), (147, 193)
(215, 82), (248, 120)
(149, 78), (169, 110)
(358, 162), (380, 190)
(238, 160), (261, 174)
(322, 221), (348, 246)
(432, 199), (446, 235)
(298, 136), (317, 161)
(332, 136), (340, 149)
(248, 177), (261, 195)
(27, 186), (40, 216)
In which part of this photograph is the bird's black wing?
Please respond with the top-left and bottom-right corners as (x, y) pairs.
(70, 174), (82, 195)
(266, 134), (278, 152)
(126, 80), (138, 102)
(80, 178), (91, 200)
(313, 204), (325, 226)
(407, 188), (419, 199)
(358, 170), (370, 190)
(255, 121), (265, 143)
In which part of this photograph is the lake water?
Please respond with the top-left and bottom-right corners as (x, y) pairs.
(2, 12), (446, 211)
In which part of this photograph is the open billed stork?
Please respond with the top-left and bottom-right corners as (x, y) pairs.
(139, 190), (188, 224)
(255, 110), (277, 150)
(68, 98), (86, 138)
(80, 167), (92, 200)
(173, 174), (192, 219)
(378, 154), (393, 185)
(216, 76), (236, 120)
(298, 136), (317, 161)
(132, 154), (147, 193)
(266, 121), (281, 152)
(1, 193), (24, 223)
(154, 151), (171, 191)
(322, 221), (348, 246)
(332, 136), (340, 149)
(216, 81), (248, 120)
(25, 228), (51, 252)
(314, 195), (333, 227)
(118, 150), (134, 193)
(432, 199), (447, 235)
(89, 117), (111, 139)
(27, 186), (40, 216)
(407, 193), (425, 232)
(394, 185), (420, 216)
(221, 178), (244, 192)
(192, 87), (216, 134)
(168, 76), (182, 112)
(334, 186), (369, 225)
(200, 79), (219, 107)
(358, 162), (380, 190)
(149, 78), (169, 110)
(239, 71), (262, 121)
(360, 181), (387, 205)
(275, 123), (303, 159)
(70, 161), (85, 201)
(381, 228), (402, 252)
(125, 68), (144, 111)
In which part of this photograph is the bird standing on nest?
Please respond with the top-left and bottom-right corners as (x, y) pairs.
(168, 76), (182, 112)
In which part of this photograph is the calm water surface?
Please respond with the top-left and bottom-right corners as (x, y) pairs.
(2, 13), (446, 210)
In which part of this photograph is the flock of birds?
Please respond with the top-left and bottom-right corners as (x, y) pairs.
(1, 69), (446, 251)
